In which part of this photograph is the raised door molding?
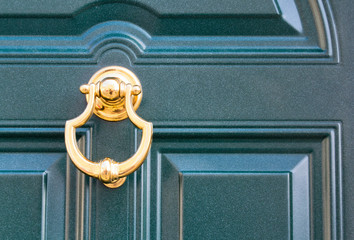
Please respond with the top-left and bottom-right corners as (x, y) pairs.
(0, 0), (338, 64)
(132, 121), (342, 239)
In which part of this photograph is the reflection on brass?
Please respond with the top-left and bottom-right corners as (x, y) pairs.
(65, 66), (153, 188)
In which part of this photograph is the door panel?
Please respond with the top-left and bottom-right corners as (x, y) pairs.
(0, 126), (91, 239)
(0, 0), (352, 239)
(144, 123), (341, 239)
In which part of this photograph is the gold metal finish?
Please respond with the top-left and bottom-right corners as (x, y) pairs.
(85, 66), (142, 121)
(65, 66), (153, 188)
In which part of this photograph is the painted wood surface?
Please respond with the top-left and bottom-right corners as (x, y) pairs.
(0, 0), (352, 239)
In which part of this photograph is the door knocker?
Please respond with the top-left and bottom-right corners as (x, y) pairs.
(65, 66), (153, 188)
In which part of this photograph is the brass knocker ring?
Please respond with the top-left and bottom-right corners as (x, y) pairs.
(65, 66), (153, 188)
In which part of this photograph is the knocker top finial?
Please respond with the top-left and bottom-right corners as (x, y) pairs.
(81, 66), (143, 122)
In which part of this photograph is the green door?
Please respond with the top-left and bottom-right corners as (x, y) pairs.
(0, 0), (351, 239)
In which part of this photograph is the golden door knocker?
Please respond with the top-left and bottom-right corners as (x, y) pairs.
(65, 66), (153, 188)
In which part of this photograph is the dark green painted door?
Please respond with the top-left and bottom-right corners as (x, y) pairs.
(0, 0), (352, 239)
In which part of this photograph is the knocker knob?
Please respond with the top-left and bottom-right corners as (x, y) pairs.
(99, 79), (121, 100)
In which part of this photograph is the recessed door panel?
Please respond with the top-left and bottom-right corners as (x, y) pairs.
(0, 127), (91, 239)
(138, 123), (341, 239)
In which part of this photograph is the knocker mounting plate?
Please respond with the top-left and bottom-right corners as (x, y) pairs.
(83, 66), (142, 121)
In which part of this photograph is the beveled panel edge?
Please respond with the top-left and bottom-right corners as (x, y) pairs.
(162, 153), (308, 173)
